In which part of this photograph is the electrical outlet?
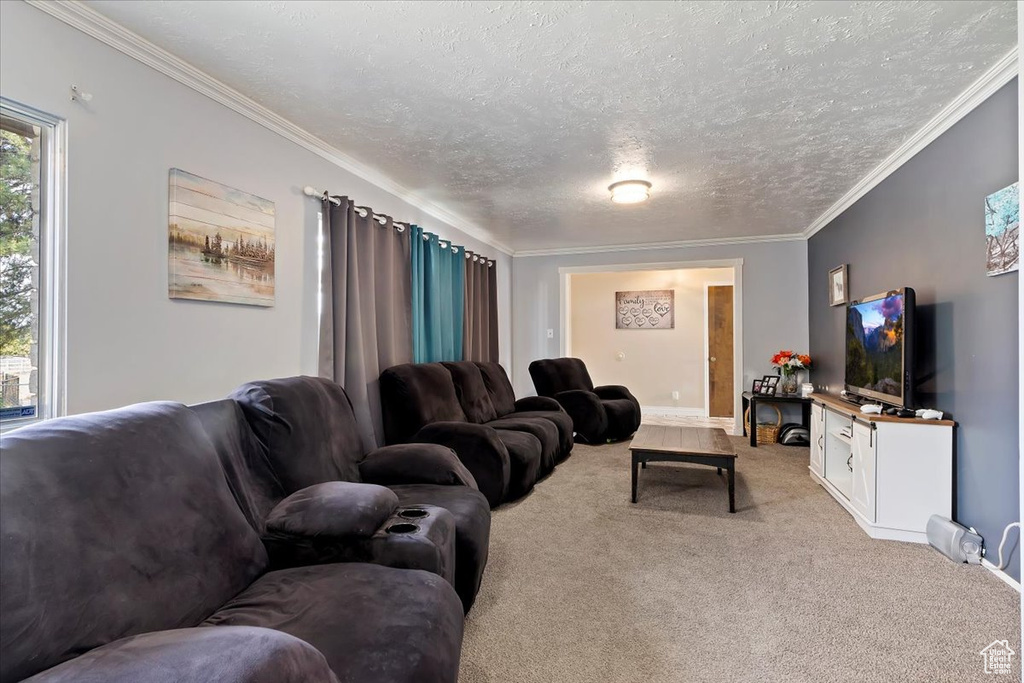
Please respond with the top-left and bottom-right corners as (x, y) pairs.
(546, 329), (554, 339)
(671, 390), (680, 401)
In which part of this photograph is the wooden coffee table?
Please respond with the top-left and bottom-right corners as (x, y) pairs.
(629, 425), (737, 513)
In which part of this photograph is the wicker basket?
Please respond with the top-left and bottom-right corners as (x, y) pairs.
(744, 404), (782, 444)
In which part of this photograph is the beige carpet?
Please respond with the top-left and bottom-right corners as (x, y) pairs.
(459, 437), (1021, 683)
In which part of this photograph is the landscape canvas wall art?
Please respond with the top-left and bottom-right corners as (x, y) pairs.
(985, 182), (1019, 276)
(615, 290), (674, 329)
(169, 169), (275, 306)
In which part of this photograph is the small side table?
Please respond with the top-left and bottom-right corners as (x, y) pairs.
(742, 391), (812, 448)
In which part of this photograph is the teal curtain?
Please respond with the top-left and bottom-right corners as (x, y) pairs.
(411, 225), (465, 362)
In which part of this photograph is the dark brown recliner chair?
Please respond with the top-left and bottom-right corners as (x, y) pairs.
(473, 361), (574, 457)
(217, 376), (492, 613)
(528, 357), (641, 444)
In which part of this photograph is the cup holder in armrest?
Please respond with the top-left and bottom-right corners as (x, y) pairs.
(398, 508), (429, 520)
(386, 523), (419, 535)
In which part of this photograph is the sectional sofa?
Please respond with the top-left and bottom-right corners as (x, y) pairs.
(0, 380), (486, 682)
(379, 361), (574, 506)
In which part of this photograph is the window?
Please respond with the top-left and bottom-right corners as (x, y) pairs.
(0, 100), (64, 428)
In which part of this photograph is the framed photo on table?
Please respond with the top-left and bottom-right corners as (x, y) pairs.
(752, 379), (763, 394)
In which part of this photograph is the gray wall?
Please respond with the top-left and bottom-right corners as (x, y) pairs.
(0, 1), (511, 414)
(808, 80), (1020, 581)
(511, 240), (810, 427)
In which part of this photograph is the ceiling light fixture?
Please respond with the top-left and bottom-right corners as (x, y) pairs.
(608, 179), (652, 204)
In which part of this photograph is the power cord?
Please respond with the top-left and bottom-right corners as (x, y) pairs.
(991, 522), (1022, 571)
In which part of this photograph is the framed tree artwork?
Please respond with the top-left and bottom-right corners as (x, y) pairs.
(168, 169), (276, 306)
(985, 182), (1019, 276)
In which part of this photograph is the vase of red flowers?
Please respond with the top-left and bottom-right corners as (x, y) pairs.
(771, 350), (812, 395)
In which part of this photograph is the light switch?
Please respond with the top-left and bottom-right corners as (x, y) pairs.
(546, 329), (554, 339)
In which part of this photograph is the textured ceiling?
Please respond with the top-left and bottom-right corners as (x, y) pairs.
(84, 0), (1017, 252)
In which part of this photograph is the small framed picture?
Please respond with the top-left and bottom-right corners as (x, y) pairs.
(752, 379), (763, 394)
(763, 375), (779, 388)
(829, 264), (849, 307)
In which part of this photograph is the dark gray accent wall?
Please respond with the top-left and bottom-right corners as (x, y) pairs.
(808, 80), (1019, 581)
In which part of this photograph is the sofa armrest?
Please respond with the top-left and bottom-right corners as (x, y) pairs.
(514, 396), (563, 413)
(265, 482), (398, 539)
(412, 422), (510, 507)
(26, 626), (338, 683)
(553, 390), (609, 444)
(594, 384), (642, 416)
(594, 384), (637, 403)
(360, 443), (478, 489)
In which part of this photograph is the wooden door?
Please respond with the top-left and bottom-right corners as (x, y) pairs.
(707, 285), (734, 417)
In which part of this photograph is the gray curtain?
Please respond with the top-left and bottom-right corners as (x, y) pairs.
(318, 197), (412, 450)
(463, 253), (499, 362)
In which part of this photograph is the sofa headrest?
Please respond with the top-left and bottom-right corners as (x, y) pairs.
(0, 402), (267, 682)
(230, 376), (365, 492)
(529, 357), (595, 396)
(474, 362), (517, 417)
(379, 363), (467, 444)
(189, 398), (284, 534)
(442, 361), (498, 424)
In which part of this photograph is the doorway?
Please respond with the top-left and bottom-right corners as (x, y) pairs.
(705, 284), (735, 418)
(560, 259), (743, 433)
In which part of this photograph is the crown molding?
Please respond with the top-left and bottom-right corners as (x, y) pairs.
(26, 0), (514, 255)
(513, 232), (805, 258)
(802, 46), (1019, 240)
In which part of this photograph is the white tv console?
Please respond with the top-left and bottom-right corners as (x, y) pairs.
(809, 394), (955, 544)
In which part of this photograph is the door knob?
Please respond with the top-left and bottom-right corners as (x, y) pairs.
(709, 356), (717, 362)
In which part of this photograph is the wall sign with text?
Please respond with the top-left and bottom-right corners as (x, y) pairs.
(615, 290), (674, 329)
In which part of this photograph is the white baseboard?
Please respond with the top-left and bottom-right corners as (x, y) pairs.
(981, 559), (1022, 593)
(642, 406), (705, 417)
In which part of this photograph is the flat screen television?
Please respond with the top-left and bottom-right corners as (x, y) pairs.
(844, 287), (915, 408)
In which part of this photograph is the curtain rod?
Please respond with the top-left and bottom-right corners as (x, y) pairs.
(304, 185), (492, 266)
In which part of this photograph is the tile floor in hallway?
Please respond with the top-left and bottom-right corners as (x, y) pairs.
(640, 409), (736, 434)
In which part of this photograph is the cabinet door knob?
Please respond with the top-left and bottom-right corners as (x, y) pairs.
(709, 356), (717, 362)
